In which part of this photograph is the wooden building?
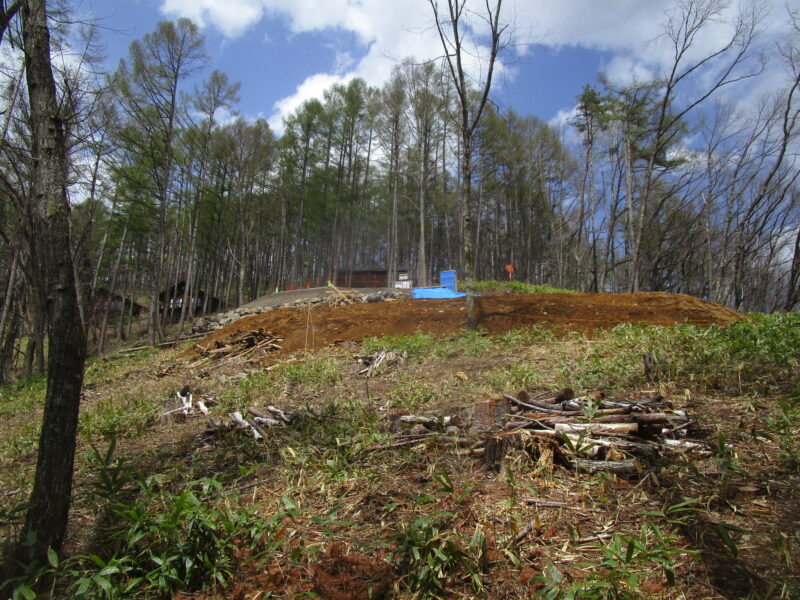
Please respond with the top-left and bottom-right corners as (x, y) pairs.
(92, 288), (144, 318)
(159, 281), (224, 315)
(334, 268), (412, 289)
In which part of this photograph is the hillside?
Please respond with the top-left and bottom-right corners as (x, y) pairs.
(197, 292), (743, 356)
(1, 292), (798, 600)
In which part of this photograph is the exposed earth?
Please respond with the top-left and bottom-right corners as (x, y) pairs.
(198, 291), (743, 355)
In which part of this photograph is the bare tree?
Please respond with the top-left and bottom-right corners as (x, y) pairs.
(428, 0), (508, 327)
(627, 0), (764, 291)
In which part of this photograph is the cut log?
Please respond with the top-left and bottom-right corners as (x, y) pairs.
(484, 431), (521, 471)
(267, 405), (295, 423)
(571, 459), (640, 476)
(245, 416), (269, 439)
(554, 422), (639, 436)
(230, 411), (262, 439)
(247, 407), (270, 419)
(662, 439), (703, 450)
(562, 434), (658, 460)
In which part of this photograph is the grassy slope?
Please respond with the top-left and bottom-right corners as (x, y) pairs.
(0, 314), (798, 599)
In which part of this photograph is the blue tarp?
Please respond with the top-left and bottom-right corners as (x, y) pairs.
(412, 287), (467, 299)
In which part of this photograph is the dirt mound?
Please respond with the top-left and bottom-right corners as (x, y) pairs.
(196, 292), (742, 356)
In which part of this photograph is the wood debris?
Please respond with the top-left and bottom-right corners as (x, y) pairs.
(196, 328), (283, 361)
(365, 388), (702, 477)
(487, 389), (697, 473)
(160, 388), (217, 424)
(354, 350), (405, 377)
(200, 404), (301, 440)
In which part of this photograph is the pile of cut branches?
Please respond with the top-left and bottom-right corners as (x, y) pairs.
(366, 388), (701, 477)
(196, 329), (283, 360)
(486, 389), (696, 474)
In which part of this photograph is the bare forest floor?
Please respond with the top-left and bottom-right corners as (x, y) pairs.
(1, 291), (798, 600)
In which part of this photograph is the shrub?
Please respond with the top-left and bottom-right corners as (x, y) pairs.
(570, 314), (799, 392)
(471, 280), (572, 295)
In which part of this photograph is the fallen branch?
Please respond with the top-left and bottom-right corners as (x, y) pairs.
(503, 393), (565, 414)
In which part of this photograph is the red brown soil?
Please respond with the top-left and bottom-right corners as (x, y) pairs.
(197, 292), (743, 355)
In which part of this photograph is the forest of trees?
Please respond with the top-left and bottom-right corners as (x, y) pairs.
(0, 1), (799, 379)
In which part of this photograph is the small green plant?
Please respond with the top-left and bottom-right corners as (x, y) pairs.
(85, 438), (134, 502)
(498, 325), (557, 346)
(764, 400), (800, 471)
(643, 497), (700, 527)
(277, 355), (341, 386)
(386, 373), (438, 411)
(487, 360), (543, 392)
(713, 431), (746, 478)
(100, 474), (283, 596)
(0, 422), (40, 462)
(536, 524), (689, 599)
(435, 329), (492, 358)
(79, 394), (159, 440)
(61, 553), (141, 600)
(393, 512), (487, 598)
(0, 375), (47, 417)
(559, 431), (596, 457)
(579, 397), (601, 420)
(569, 314), (800, 393)
(362, 333), (436, 359)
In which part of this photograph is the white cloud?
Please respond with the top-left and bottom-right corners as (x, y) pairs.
(269, 72), (349, 133)
(160, 0), (795, 127)
(548, 106), (577, 129)
(602, 55), (655, 88)
(161, 0), (265, 37)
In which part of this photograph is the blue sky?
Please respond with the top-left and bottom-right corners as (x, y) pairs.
(79, 0), (794, 134)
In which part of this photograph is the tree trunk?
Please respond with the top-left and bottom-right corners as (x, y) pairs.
(97, 225), (128, 355)
(13, 0), (86, 570)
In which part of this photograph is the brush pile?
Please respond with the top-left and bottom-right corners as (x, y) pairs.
(370, 388), (700, 477)
(195, 328), (283, 361)
(202, 405), (301, 440)
(480, 388), (696, 474)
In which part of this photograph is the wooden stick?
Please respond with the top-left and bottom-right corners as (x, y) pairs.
(398, 414), (453, 426)
(525, 498), (569, 507)
(363, 437), (435, 453)
(503, 393), (565, 413)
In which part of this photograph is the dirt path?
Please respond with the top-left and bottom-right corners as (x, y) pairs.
(198, 292), (743, 355)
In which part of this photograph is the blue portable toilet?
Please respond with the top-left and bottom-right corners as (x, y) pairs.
(440, 270), (457, 293)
